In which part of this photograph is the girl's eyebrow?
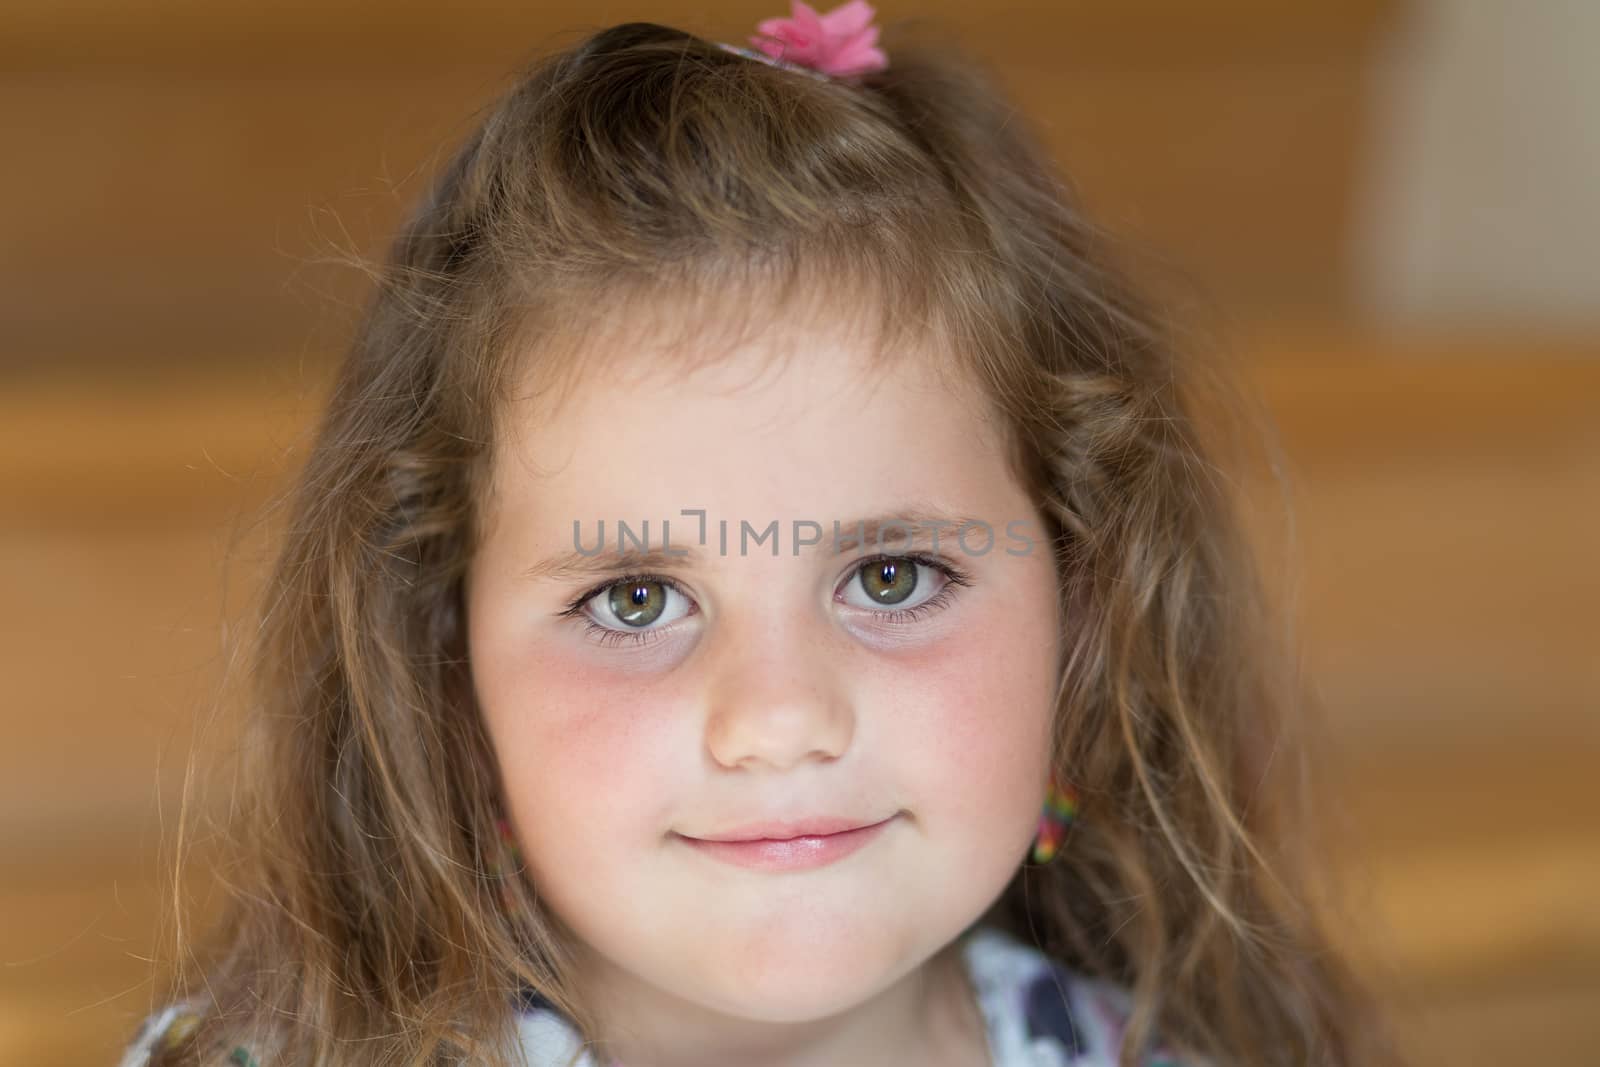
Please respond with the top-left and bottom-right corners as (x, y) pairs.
(519, 509), (985, 583)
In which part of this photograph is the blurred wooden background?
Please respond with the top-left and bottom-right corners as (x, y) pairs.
(2, 2), (1597, 1064)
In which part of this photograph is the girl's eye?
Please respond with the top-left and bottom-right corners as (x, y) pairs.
(857, 558), (918, 605)
(836, 554), (971, 622)
(558, 554), (971, 650)
(607, 580), (672, 626)
(561, 575), (695, 648)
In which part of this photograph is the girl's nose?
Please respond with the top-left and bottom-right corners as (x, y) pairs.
(700, 618), (855, 772)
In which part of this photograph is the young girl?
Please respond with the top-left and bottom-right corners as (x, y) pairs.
(120, 5), (1387, 1065)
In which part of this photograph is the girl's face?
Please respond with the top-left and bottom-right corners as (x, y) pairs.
(467, 306), (1061, 1030)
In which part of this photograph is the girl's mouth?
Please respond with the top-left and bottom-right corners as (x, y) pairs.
(673, 813), (900, 872)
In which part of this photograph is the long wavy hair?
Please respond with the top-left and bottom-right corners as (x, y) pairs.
(148, 19), (1391, 1067)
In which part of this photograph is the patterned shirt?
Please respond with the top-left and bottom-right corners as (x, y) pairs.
(119, 925), (1193, 1066)
(516, 924), (1191, 1066)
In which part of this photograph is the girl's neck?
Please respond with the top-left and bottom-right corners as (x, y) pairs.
(576, 932), (992, 1067)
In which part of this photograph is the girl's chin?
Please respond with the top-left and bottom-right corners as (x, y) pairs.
(679, 969), (899, 1025)
(641, 933), (923, 1019)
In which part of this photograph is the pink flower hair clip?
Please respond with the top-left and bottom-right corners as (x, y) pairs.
(718, 1), (889, 82)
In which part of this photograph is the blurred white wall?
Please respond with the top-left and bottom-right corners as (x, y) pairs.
(1355, 0), (1600, 331)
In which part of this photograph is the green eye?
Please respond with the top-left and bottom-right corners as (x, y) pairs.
(857, 559), (917, 605)
(608, 580), (669, 626)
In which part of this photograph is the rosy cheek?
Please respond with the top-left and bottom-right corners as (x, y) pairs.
(890, 617), (1051, 744)
(873, 616), (1054, 822)
(485, 639), (693, 847)
(927, 665), (1037, 782)
(508, 654), (653, 774)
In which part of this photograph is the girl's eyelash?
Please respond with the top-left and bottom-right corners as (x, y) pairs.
(579, 616), (672, 649)
(557, 572), (689, 618)
(557, 553), (973, 649)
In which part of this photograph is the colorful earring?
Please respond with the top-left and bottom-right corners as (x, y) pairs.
(1028, 775), (1079, 864)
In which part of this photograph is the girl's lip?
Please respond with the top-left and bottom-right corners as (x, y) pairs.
(691, 814), (894, 842)
(675, 814), (899, 872)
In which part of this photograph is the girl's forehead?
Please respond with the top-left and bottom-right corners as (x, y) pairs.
(477, 292), (1024, 535)
(498, 277), (981, 435)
